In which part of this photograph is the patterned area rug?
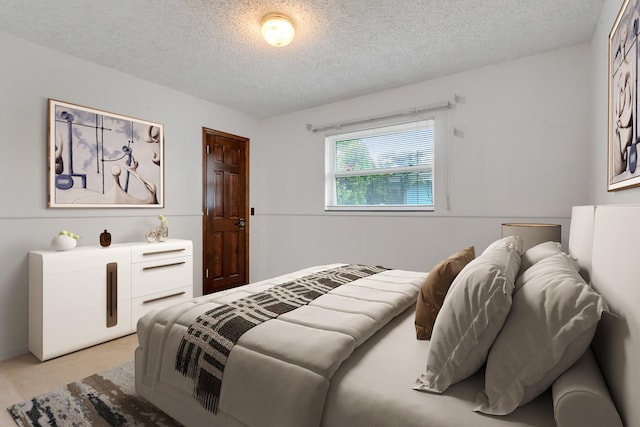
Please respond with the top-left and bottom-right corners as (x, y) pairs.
(6, 360), (182, 427)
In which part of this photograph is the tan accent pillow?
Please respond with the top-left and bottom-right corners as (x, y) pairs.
(414, 246), (475, 340)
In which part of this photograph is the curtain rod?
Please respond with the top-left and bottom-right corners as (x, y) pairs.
(306, 101), (451, 134)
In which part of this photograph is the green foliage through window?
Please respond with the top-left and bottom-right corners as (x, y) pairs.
(325, 120), (434, 210)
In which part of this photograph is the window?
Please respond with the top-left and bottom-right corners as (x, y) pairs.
(325, 119), (435, 211)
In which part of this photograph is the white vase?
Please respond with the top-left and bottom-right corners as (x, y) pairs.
(51, 235), (77, 251)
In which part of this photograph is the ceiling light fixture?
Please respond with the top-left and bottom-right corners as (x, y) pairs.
(261, 13), (295, 47)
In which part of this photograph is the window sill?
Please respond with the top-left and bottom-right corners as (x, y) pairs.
(324, 205), (434, 213)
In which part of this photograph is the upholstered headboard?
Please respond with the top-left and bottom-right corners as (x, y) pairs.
(569, 205), (640, 427)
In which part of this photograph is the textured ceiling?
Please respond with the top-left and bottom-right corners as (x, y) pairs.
(0, 0), (604, 118)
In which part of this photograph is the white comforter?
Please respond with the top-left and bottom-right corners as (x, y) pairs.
(136, 264), (427, 427)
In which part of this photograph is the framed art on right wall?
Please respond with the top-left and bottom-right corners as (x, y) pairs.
(609, 0), (640, 191)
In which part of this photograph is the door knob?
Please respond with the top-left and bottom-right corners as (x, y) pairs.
(237, 218), (246, 228)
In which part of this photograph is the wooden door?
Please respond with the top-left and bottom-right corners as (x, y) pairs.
(202, 128), (249, 294)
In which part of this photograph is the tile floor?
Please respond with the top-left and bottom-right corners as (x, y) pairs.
(0, 334), (138, 426)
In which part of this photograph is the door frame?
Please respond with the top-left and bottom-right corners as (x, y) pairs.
(202, 127), (250, 293)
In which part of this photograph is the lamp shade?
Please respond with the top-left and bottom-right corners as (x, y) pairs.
(501, 223), (561, 252)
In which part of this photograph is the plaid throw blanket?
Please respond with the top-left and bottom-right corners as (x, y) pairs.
(175, 264), (388, 413)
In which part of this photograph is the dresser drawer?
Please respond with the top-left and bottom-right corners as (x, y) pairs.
(131, 240), (192, 264)
(131, 285), (193, 326)
(131, 256), (193, 298)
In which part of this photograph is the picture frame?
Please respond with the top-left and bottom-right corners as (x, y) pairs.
(608, 0), (640, 191)
(48, 99), (164, 207)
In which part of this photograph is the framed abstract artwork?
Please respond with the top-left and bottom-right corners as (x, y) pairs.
(609, 0), (640, 191)
(48, 99), (164, 207)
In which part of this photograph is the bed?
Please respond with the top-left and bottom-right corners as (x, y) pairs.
(135, 204), (638, 427)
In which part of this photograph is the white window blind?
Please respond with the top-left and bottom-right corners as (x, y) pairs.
(325, 119), (435, 211)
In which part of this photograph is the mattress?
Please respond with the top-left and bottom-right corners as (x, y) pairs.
(135, 264), (556, 427)
(322, 303), (555, 427)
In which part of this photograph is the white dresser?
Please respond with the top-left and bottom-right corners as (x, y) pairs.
(29, 239), (193, 361)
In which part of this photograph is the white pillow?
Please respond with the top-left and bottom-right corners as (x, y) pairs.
(518, 240), (563, 275)
(483, 235), (524, 256)
(481, 237), (522, 284)
(515, 251), (579, 291)
(414, 239), (520, 393)
(475, 253), (607, 415)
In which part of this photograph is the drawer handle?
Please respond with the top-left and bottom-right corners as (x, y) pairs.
(142, 248), (186, 256)
(143, 261), (186, 271)
(106, 262), (118, 328)
(143, 291), (186, 304)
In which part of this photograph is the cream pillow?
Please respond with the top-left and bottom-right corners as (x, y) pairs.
(475, 253), (607, 415)
(414, 246), (476, 340)
(515, 251), (579, 291)
(483, 235), (524, 256)
(414, 238), (520, 393)
(518, 240), (563, 275)
(480, 236), (522, 284)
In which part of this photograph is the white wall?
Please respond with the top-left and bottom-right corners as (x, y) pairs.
(251, 44), (592, 279)
(0, 32), (258, 360)
(590, 0), (640, 202)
